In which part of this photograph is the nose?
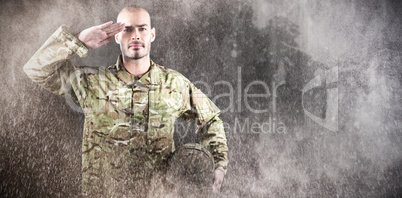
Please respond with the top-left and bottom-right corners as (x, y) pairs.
(132, 35), (140, 40)
(132, 30), (140, 40)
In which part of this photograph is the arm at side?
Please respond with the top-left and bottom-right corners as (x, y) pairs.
(181, 83), (229, 175)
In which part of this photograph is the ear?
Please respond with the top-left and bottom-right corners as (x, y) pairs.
(114, 32), (120, 44)
(151, 27), (156, 42)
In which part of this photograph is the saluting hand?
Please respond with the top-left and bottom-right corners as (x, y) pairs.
(77, 21), (125, 49)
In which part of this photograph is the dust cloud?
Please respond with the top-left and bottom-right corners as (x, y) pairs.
(0, 0), (401, 197)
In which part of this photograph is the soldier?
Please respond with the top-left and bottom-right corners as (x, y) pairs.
(24, 5), (228, 197)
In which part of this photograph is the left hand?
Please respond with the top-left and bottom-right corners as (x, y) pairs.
(212, 169), (225, 193)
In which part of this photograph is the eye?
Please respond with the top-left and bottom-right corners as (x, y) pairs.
(139, 28), (146, 31)
(124, 28), (133, 32)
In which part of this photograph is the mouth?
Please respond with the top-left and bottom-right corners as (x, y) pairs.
(129, 42), (144, 49)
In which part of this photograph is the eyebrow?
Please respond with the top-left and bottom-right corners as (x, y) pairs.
(124, 24), (149, 28)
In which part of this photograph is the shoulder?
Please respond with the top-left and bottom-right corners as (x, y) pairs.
(68, 65), (115, 82)
(154, 63), (192, 87)
(75, 65), (109, 75)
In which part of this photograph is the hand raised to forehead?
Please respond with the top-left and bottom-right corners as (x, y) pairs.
(77, 21), (125, 49)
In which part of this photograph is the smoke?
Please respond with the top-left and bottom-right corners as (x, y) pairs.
(1, 0), (401, 197)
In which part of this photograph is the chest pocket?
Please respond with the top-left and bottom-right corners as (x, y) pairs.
(107, 87), (132, 114)
(148, 84), (182, 134)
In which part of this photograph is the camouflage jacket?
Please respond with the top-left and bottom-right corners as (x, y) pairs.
(24, 25), (228, 196)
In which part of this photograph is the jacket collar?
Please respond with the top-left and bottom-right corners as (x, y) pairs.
(113, 55), (159, 86)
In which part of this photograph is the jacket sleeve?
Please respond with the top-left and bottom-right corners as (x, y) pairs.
(180, 82), (229, 174)
(23, 25), (88, 102)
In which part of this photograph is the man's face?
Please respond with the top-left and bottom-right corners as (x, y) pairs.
(115, 10), (155, 60)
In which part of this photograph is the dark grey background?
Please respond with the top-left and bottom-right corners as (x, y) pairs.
(1, 0), (401, 197)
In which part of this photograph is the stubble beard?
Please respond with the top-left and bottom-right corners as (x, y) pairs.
(128, 52), (146, 60)
(122, 42), (151, 60)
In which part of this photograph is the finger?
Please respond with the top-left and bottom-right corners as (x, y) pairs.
(106, 27), (124, 37)
(105, 23), (125, 36)
(97, 21), (113, 29)
(103, 22), (124, 33)
(98, 36), (114, 46)
(214, 179), (223, 187)
(212, 182), (221, 193)
(102, 22), (123, 30)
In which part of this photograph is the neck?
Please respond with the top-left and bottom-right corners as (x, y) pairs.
(122, 56), (151, 77)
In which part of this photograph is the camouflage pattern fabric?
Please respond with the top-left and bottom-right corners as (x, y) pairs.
(167, 143), (214, 186)
(23, 25), (228, 197)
